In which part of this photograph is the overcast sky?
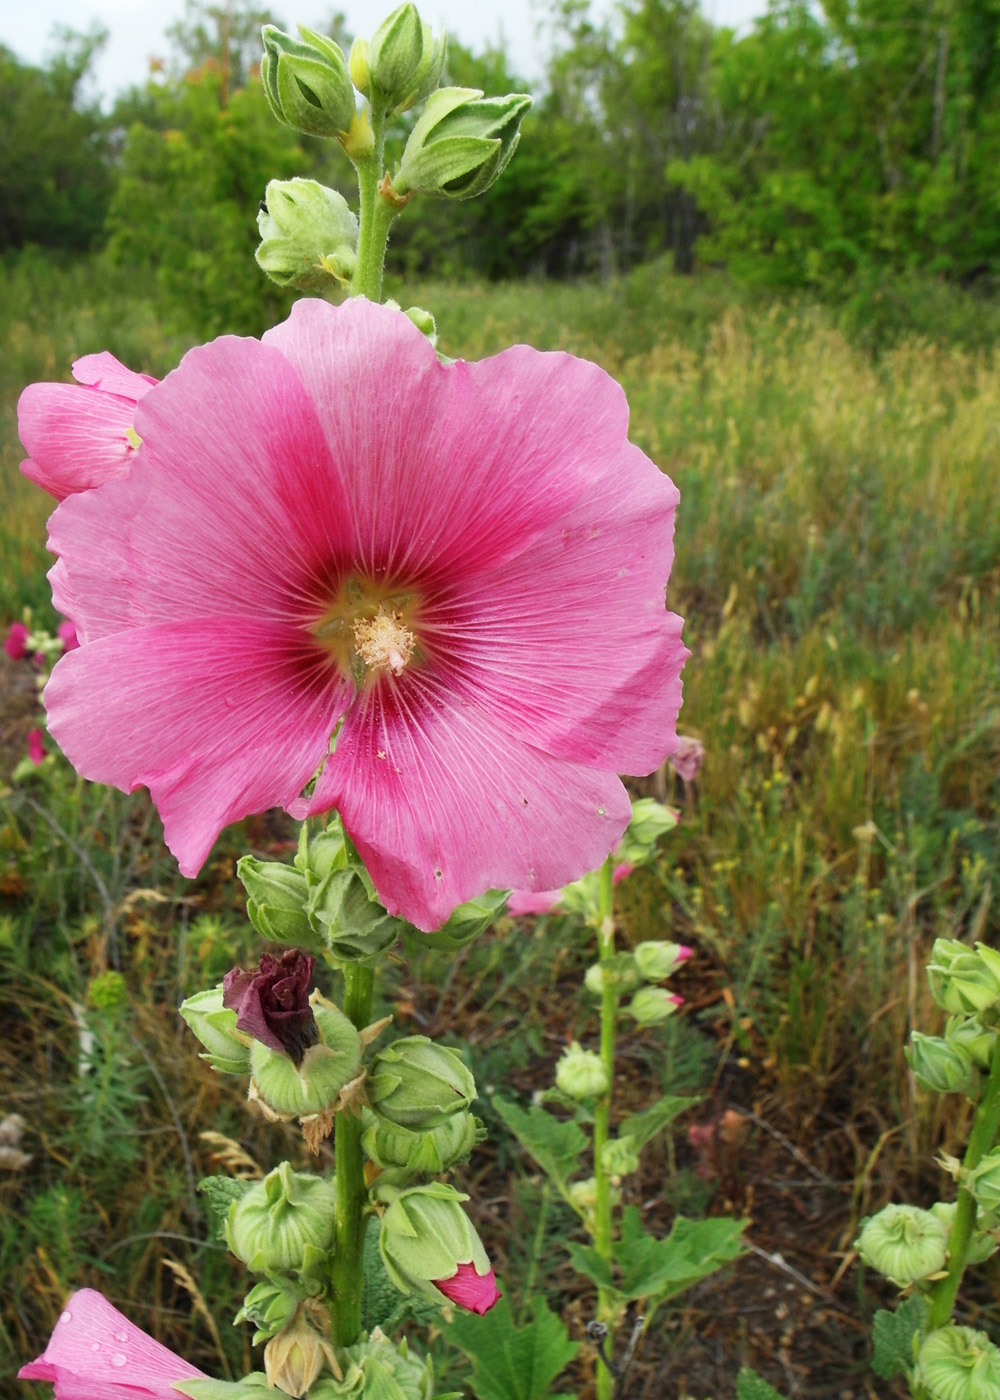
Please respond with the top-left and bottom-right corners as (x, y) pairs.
(3, 0), (769, 107)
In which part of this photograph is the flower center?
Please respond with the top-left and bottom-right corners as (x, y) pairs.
(311, 575), (422, 683)
(352, 609), (415, 676)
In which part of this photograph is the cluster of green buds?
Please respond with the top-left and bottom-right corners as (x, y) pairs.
(927, 938), (1000, 1022)
(312, 1329), (434, 1398)
(584, 939), (689, 1025)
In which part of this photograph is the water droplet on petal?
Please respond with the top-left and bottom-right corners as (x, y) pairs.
(111, 1353), (127, 1368)
(115, 1331), (128, 1343)
(91, 1343), (101, 1352)
(59, 1311), (72, 1325)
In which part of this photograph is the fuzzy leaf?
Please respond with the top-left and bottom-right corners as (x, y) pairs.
(616, 1207), (746, 1302)
(564, 1242), (614, 1290)
(444, 1294), (578, 1400)
(618, 1095), (692, 1149)
(198, 1175), (253, 1242)
(492, 1096), (587, 1189)
(872, 1295), (927, 1379)
(736, 1369), (787, 1400)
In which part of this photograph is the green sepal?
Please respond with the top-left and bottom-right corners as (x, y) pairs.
(174, 1375), (272, 1400)
(396, 87), (531, 202)
(261, 24), (356, 139)
(237, 855), (318, 949)
(178, 986), (252, 1074)
(418, 890), (507, 950)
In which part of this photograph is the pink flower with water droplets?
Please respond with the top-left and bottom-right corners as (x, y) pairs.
(18, 1288), (207, 1398)
(435, 1261), (502, 1315)
(5, 622), (29, 660)
(42, 299), (687, 930)
(18, 352), (158, 500)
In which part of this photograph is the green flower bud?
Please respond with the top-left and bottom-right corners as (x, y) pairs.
(368, 4), (445, 115)
(255, 179), (358, 293)
(855, 1203), (948, 1286)
(567, 1176), (621, 1231)
(361, 1108), (482, 1174)
(627, 985), (683, 1025)
(415, 888), (506, 951)
(930, 1201), (999, 1265)
(617, 798), (679, 865)
(907, 1032), (981, 1098)
(599, 1134), (640, 1179)
(403, 305), (437, 343)
(313, 1327), (434, 1400)
(915, 1326), (1000, 1400)
(584, 954), (642, 998)
(237, 854), (316, 947)
(179, 985), (252, 1074)
(234, 1278), (304, 1344)
(250, 1000), (361, 1118)
(927, 939), (1000, 1017)
(261, 25), (357, 140)
(227, 1162), (336, 1273)
(633, 941), (692, 983)
(395, 87), (532, 202)
(946, 1015), (995, 1071)
(967, 1148), (1000, 1212)
(264, 1308), (338, 1397)
(379, 1182), (494, 1307)
(307, 865), (405, 961)
(368, 1036), (476, 1128)
(555, 1043), (609, 1101)
(348, 37), (370, 95)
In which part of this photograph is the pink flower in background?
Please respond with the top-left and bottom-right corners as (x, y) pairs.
(506, 861), (635, 917)
(435, 1262), (501, 1315)
(669, 735), (705, 783)
(18, 1288), (207, 1398)
(57, 620), (79, 652)
(18, 352), (158, 500)
(27, 728), (46, 765)
(5, 622), (29, 660)
(44, 298), (687, 930)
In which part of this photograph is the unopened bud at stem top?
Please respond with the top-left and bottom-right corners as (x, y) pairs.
(261, 25), (357, 141)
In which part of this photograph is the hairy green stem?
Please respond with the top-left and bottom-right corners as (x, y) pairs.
(350, 106), (398, 303)
(926, 1037), (1000, 1330)
(329, 960), (375, 1347)
(592, 855), (617, 1400)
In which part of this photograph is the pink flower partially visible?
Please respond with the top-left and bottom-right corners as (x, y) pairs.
(27, 728), (46, 765)
(506, 861), (634, 918)
(18, 1288), (207, 1398)
(435, 1261), (501, 1315)
(57, 620), (79, 652)
(43, 299), (688, 931)
(18, 352), (158, 501)
(669, 735), (705, 783)
(5, 622), (29, 660)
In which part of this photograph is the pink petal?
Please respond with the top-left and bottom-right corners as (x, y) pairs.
(45, 621), (351, 877)
(19, 385), (138, 500)
(262, 298), (635, 584)
(49, 335), (355, 646)
(27, 727), (46, 765)
(71, 352), (158, 399)
(309, 668), (632, 930)
(428, 438), (687, 775)
(5, 622), (29, 660)
(506, 888), (562, 917)
(18, 1289), (206, 1398)
(57, 620), (79, 651)
(435, 1263), (501, 1315)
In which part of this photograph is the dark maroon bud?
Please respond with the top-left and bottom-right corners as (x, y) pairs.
(222, 950), (319, 1065)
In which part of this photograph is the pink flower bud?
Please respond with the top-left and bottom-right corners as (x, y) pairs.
(5, 623), (29, 660)
(57, 620), (79, 652)
(669, 735), (705, 783)
(27, 728), (46, 765)
(18, 1288), (207, 1397)
(434, 1261), (501, 1316)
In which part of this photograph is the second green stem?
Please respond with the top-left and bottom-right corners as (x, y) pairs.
(329, 960), (375, 1347)
(592, 855), (617, 1400)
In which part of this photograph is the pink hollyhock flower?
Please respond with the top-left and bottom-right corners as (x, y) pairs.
(18, 352), (158, 501)
(435, 1262), (501, 1315)
(5, 622), (29, 660)
(27, 728), (47, 765)
(43, 299), (687, 931)
(506, 861), (634, 918)
(57, 620), (79, 652)
(669, 734), (705, 783)
(18, 1288), (207, 1397)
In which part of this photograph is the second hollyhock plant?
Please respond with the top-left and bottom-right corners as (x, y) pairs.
(39, 297), (688, 930)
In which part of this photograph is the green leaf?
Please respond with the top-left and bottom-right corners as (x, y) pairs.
(444, 1294), (578, 1400)
(492, 1096), (587, 1190)
(615, 1207), (746, 1303)
(871, 1295), (927, 1379)
(618, 1095), (693, 1149)
(565, 1241), (614, 1290)
(175, 1376), (271, 1400)
(197, 1175), (253, 1243)
(736, 1368), (787, 1400)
